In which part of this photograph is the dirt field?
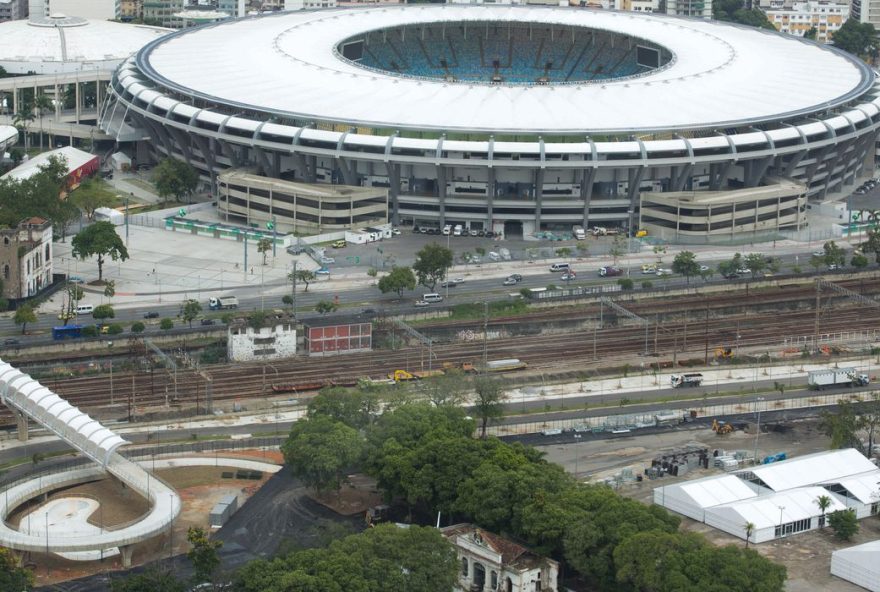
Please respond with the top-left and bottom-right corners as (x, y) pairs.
(309, 473), (383, 517)
(537, 419), (872, 592)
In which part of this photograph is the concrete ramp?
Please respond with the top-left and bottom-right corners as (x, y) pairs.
(0, 360), (180, 558)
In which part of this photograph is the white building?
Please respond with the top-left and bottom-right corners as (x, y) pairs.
(442, 524), (559, 592)
(227, 323), (297, 362)
(284, 0), (335, 9)
(0, 0), (27, 22)
(654, 449), (880, 544)
(832, 541), (880, 592)
(665, 0), (712, 18)
(765, 0), (849, 43)
(0, 217), (53, 301)
(852, 0), (880, 28)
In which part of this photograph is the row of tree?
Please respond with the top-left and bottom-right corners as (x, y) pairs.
(376, 243), (453, 297)
(280, 388), (787, 591)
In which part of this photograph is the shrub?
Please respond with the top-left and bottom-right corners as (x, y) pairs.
(641, 280), (653, 290)
(81, 325), (97, 337)
(618, 278), (634, 290)
(107, 323), (124, 335)
(160, 318), (174, 330)
(131, 321), (145, 333)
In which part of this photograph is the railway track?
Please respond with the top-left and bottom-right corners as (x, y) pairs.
(10, 296), (876, 429)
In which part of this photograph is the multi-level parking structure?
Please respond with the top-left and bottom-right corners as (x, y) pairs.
(100, 5), (880, 239)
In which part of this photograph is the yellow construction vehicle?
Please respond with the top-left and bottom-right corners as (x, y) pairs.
(712, 419), (734, 435)
(388, 369), (416, 381)
(714, 347), (734, 360)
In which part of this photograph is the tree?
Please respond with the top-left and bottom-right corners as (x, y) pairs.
(70, 178), (115, 220)
(131, 321), (145, 333)
(71, 221), (129, 282)
(713, 0), (776, 29)
(291, 269), (315, 292)
(804, 26), (818, 40)
(315, 299), (338, 315)
(92, 304), (115, 322)
(0, 545), (33, 591)
(307, 387), (380, 429)
(744, 521), (755, 548)
(110, 567), (185, 592)
(744, 253), (767, 278)
(13, 304), (37, 335)
(672, 251), (699, 284)
(609, 235), (626, 265)
(152, 157), (199, 203)
(257, 237), (272, 265)
(700, 268), (715, 282)
(862, 228), (880, 264)
(186, 526), (223, 584)
(832, 19), (879, 59)
(180, 298), (202, 328)
(281, 415), (364, 493)
(652, 244), (667, 263)
(473, 377), (505, 438)
(823, 240), (846, 267)
(828, 508), (859, 540)
(412, 242), (453, 290)
(421, 370), (470, 407)
(815, 494), (832, 527)
(718, 253), (743, 278)
(32, 93), (52, 151)
(12, 102), (34, 151)
(852, 253), (869, 268)
(234, 524), (457, 592)
(8, 147), (24, 165)
(248, 310), (267, 329)
(160, 317), (174, 330)
(103, 279), (115, 304)
(618, 278), (634, 290)
(378, 265), (417, 298)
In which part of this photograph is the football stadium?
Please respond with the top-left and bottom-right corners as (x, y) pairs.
(100, 5), (880, 239)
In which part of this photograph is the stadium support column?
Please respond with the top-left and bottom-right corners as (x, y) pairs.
(385, 162), (401, 225)
(581, 166), (596, 228)
(534, 168), (544, 232)
(74, 80), (81, 123)
(626, 166), (644, 231)
(487, 167), (495, 232)
(437, 165), (447, 227)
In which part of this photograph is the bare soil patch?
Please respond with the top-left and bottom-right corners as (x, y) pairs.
(308, 473), (382, 516)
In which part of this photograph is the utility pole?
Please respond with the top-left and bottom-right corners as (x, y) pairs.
(291, 260), (298, 324)
(482, 301), (489, 374)
(243, 231), (248, 279)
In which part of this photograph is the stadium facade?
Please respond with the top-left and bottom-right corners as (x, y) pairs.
(100, 5), (880, 238)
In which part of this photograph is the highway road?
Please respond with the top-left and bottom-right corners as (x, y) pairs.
(0, 251), (852, 346)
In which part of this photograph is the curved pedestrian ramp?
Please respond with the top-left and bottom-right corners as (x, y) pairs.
(0, 360), (180, 564)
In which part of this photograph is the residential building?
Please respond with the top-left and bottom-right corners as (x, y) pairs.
(765, 0), (849, 42)
(284, 0), (335, 9)
(442, 524), (559, 592)
(48, 0), (120, 19)
(851, 0), (880, 28)
(665, 0), (711, 17)
(616, 0), (659, 11)
(0, 218), (53, 301)
(0, 0), (27, 22)
(120, 0), (142, 19)
(143, 0), (183, 27)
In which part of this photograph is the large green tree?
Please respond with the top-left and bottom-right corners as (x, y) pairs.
(92, 304), (115, 322)
(186, 526), (223, 584)
(69, 178), (115, 220)
(110, 567), (185, 592)
(829, 508), (859, 541)
(71, 221), (129, 281)
(281, 415), (364, 493)
(832, 19), (879, 59)
(378, 265), (417, 298)
(713, 0), (776, 29)
(412, 242), (453, 291)
(13, 304), (37, 334)
(234, 524), (457, 592)
(472, 376), (505, 438)
(0, 547), (33, 591)
(180, 298), (202, 328)
(152, 157), (199, 203)
(307, 386), (380, 430)
(671, 251), (699, 284)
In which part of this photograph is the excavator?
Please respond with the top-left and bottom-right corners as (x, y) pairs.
(712, 419), (734, 435)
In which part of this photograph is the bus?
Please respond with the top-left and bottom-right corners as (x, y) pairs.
(52, 325), (83, 340)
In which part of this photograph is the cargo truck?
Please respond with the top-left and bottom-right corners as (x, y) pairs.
(209, 296), (239, 310)
(671, 373), (704, 388)
(573, 225), (586, 240)
(808, 368), (869, 389)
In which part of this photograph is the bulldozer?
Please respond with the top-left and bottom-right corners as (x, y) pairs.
(712, 419), (734, 435)
(714, 347), (734, 360)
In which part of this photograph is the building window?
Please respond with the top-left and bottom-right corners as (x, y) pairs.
(2, 264), (8, 280)
(45, 243), (50, 261)
(461, 557), (468, 577)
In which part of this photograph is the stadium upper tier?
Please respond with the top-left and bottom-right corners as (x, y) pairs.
(343, 23), (668, 85)
(132, 5), (871, 134)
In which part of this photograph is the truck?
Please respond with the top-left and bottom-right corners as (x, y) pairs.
(209, 296), (239, 310)
(671, 373), (704, 388)
(808, 368), (870, 389)
(573, 225), (586, 240)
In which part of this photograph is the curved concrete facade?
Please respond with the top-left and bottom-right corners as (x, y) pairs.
(99, 7), (880, 235)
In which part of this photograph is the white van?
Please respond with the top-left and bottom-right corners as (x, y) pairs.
(549, 263), (571, 272)
(422, 293), (443, 303)
(453, 224), (463, 236)
(75, 304), (94, 315)
(442, 225), (452, 235)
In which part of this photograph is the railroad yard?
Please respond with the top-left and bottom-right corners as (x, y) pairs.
(3, 275), (878, 429)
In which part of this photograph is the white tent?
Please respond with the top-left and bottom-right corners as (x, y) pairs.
(109, 152), (132, 172)
(705, 487), (847, 544)
(653, 474), (760, 521)
(831, 541), (880, 592)
(739, 449), (876, 492)
(94, 207), (123, 226)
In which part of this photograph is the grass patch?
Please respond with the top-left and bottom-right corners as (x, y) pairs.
(124, 177), (159, 195)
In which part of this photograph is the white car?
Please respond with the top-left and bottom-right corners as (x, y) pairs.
(812, 250), (825, 257)
(414, 299), (430, 307)
(320, 256), (335, 265)
(736, 268), (751, 275)
(699, 265), (710, 272)
(561, 272), (577, 281)
(442, 225), (452, 235)
(391, 227), (401, 236)
(655, 268), (673, 276)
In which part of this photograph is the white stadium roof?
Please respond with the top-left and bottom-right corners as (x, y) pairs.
(0, 14), (168, 74)
(138, 5), (872, 134)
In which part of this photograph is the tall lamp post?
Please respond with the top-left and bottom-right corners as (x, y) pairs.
(753, 396), (764, 462)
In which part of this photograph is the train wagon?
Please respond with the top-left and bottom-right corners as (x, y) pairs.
(485, 359), (527, 372)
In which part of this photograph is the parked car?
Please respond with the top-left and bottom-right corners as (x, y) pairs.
(316, 267), (331, 275)
(200, 319), (215, 326)
(331, 239), (346, 248)
(414, 299), (430, 307)
(812, 250), (825, 257)
(488, 252), (501, 262)
(723, 272), (740, 280)
(442, 225), (452, 235)
(485, 231), (495, 238)
(68, 276), (84, 284)
(699, 265), (710, 272)
(736, 268), (751, 275)
(828, 263), (840, 271)
(641, 264), (657, 274)
(469, 229), (479, 237)
(320, 256), (335, 265)
(391, 228), (401, 236)
(144, 311), (160, 319)
(2, 338), (20, 347)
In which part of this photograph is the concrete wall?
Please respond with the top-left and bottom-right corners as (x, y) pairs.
(227, 324), (296, 362)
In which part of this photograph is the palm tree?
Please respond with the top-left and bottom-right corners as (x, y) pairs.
(744, 521), (756, 548)
(32, 93), (53, 151)
(12, 102), (34, 152)
(816, 495), (832, 527)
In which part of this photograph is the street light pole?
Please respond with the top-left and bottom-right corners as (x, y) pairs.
(754, 397), (764, 462)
